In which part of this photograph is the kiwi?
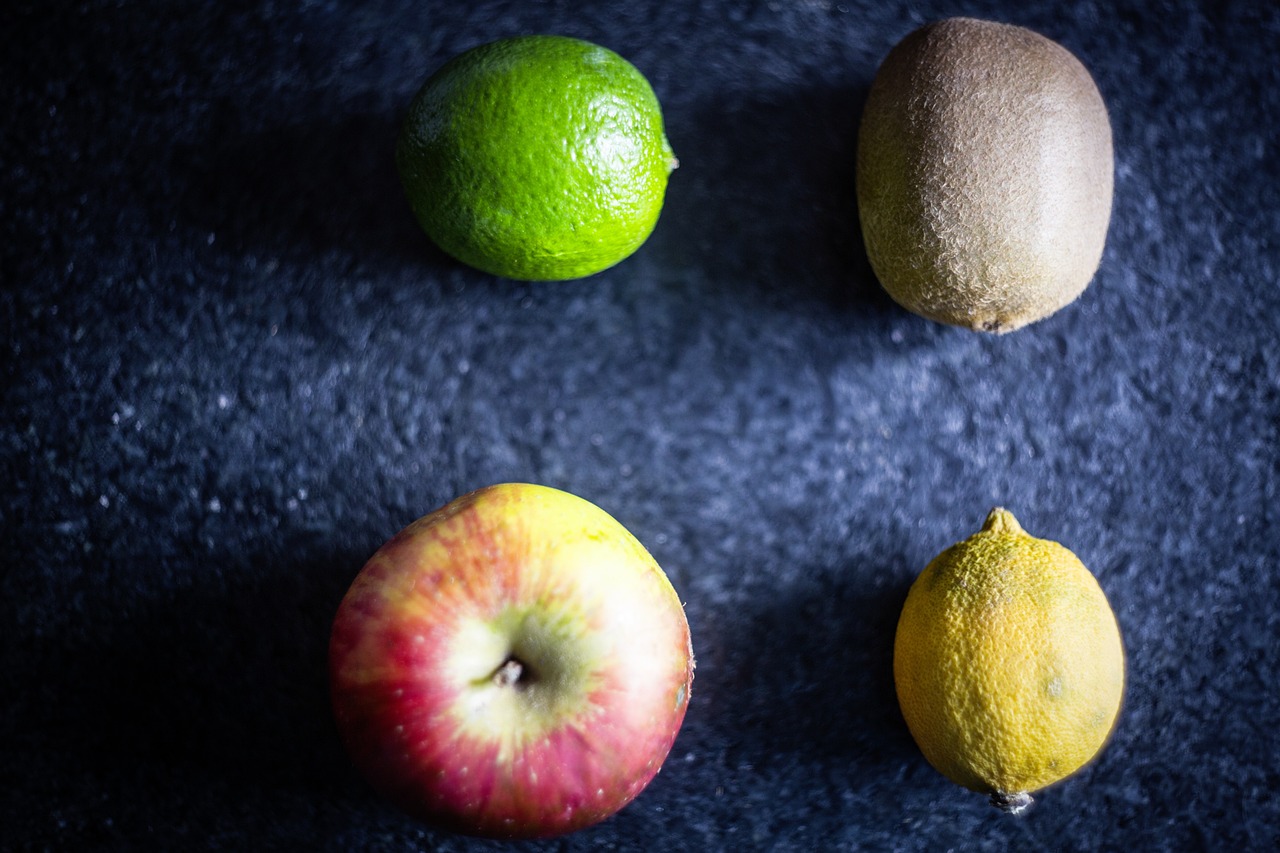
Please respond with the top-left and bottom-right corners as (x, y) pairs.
(856, 18), (1113, 333)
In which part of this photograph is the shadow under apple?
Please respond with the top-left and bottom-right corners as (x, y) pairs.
(18, 543), (366, 801)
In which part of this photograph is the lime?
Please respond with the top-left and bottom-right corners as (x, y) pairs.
(396, 35), (677, 281)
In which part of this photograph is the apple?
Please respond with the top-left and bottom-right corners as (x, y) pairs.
(329, 482), (695, 839)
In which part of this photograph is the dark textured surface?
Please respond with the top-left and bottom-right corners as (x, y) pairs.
(3, 1), (1278, 850)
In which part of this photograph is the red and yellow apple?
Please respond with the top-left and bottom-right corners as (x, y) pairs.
(329, 482), (695, 839)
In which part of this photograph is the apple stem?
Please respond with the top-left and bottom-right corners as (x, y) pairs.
(493, 658), (525, 688)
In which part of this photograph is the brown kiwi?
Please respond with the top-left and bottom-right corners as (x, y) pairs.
(856, 18), (1113, 333)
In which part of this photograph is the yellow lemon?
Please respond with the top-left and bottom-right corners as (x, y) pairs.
(893, 508), (1124, 812)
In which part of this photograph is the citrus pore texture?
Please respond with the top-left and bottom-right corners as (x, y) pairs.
(893, 509), (1124, 799)
(396, 35), (676, 281)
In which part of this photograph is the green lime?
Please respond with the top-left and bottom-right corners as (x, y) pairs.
(396, 35), (677, 281)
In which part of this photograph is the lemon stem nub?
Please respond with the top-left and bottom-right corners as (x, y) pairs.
(981, 507), (1025, 537)
(990, 791), (1033, 814)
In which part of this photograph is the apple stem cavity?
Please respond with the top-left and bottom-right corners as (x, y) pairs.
(492, 658), (530, 689)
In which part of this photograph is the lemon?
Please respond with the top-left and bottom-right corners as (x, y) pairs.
(893, 508), (1125, 812)
(396, 35), (677, 281)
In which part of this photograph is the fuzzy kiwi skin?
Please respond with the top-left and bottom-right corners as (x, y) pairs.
(856, 18), (1113, 333)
